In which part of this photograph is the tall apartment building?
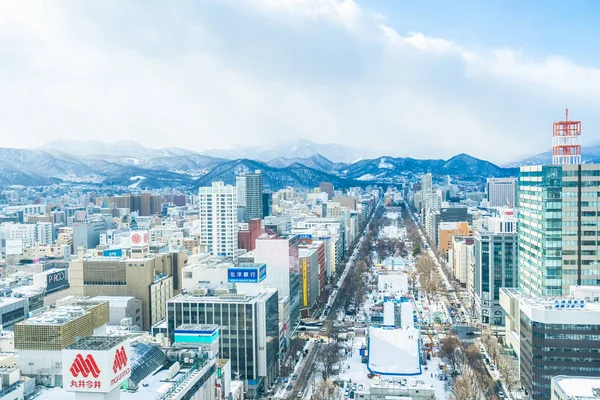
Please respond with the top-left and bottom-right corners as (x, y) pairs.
(519, 164), (600, 296)
(167, 289), (279, 399)
(421, 173), (432, 195)
(486, 177), (517, 207)
(198, 182), (238, 260)
(500, 286), (600, 400)
(36, 222), (53, 245)
(245, 171), (263, 221)
(254, 234), (301, 335)
(474, 210), (518, 325)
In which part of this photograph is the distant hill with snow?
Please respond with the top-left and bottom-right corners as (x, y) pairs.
(2, 140), (517, 189)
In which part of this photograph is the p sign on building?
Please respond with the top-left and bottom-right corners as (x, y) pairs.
(63, 336), (131, 394)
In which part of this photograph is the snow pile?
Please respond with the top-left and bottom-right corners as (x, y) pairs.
(378, 273), (408, 297)
(368, 327), (421, 376)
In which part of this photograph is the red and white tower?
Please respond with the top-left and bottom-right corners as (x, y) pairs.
(552, 108), (582, 165)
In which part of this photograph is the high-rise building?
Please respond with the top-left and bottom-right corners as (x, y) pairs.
(518, 164), (600, 296)
(245, 171), (263, 221)
(198, 182), (238, 260)
(236, 171), (263, 222)
(486, 177), (517, 207)
(167, 289), (279, 398)
(474, 210), (518, 325)
(421, 173), (432, 195)
(501, 286), (600, 400)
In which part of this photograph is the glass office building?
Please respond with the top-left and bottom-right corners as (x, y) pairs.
(167, 289), (279, 399)
(518, 165), (600, 296)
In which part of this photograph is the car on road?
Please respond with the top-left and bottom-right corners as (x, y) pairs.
(297, 390), (304, 398)
(498, 391), (505, 398)
(465, 331), (475, 336)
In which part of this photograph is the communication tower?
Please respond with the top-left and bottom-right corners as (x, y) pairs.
(552, 108), (582, 165)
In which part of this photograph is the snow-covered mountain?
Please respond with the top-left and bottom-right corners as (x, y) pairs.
(3, 141), (516, 189)
(202, 139), (370, 163)
(38, 139), (195, 162)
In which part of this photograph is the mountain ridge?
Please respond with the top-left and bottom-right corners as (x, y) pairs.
(8, 141), (518, 189)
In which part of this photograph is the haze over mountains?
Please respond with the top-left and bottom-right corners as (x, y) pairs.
(0, 139), (526, 189)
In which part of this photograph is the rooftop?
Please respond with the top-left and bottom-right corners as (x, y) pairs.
(20, 299), (106, 326)
(501, 287), (600, 313)
(169, 289), (277, 305)
(175, 324), (219, 333)
(91, 295), (136, 308)
(553, 375), (600, 399)
(66, 336), (128, 351)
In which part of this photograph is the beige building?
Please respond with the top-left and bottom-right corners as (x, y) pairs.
(69, 250), (186, 329)
(438, 221), (470, 256)
(14, 297), (109, 386)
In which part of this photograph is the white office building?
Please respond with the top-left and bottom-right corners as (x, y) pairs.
(486, 177), (517, 207)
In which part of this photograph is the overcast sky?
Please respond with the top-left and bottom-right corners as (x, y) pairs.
(1, 0), (599, 163)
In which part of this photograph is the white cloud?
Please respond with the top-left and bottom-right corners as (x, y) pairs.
(240, 0), (362, 30)
(0, 0), (598, 164)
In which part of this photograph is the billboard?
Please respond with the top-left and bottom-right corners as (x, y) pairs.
(5, 239), (22, 255)
(129, 231), (148, 247)
(63, 340), (131, 393)
(228, 264), (267, 283)
(103, 248), (123, 257)
(46, 269), (69, 292)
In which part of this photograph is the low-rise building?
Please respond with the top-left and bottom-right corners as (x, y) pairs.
(14, 297), (109, 386)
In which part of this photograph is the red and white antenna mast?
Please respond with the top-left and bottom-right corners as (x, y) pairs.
(552, 108), (582, 165)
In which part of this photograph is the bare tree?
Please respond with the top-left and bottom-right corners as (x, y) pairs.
(312, 379), (339, 400)
(481, 327), (499, 365)
(450, 368), (479, 400)
(462, 344), (485, 375)
(498, 354), (519, 393)
(317, 342), (343, 381)
(475, 370), (497, 399)
(438, 334), (463, 375)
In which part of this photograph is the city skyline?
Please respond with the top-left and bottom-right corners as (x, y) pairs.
(2, 1), (600, 163)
